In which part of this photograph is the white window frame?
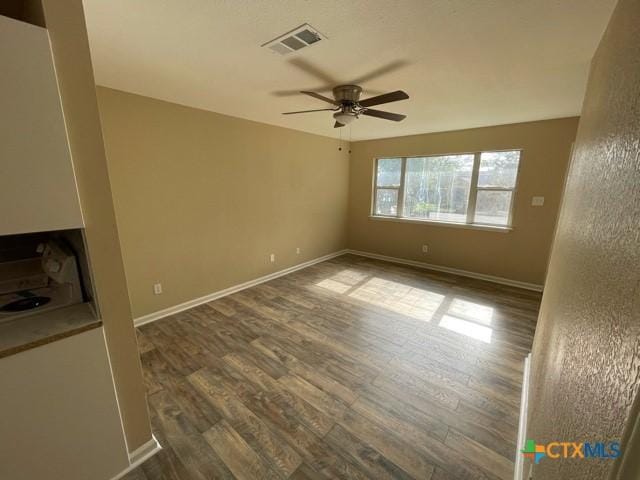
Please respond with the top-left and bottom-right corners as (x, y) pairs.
(372, 157), (406, 217)
(371, 150), (522, 230)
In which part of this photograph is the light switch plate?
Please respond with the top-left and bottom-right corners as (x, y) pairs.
(531, 196), (545, 206)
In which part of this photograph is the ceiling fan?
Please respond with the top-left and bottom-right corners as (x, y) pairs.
(282, 85), (409, 128)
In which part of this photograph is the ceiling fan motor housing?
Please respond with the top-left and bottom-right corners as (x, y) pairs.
(333, 85), (363, 104)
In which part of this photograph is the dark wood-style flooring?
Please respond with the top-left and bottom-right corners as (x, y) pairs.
(123, 254), (540, 480)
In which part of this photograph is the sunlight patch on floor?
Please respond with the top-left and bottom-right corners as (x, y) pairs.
(439, 314), (493, 343)
(448, 298), (494, 325)
(329, 269), (370, 285)
(348, 277), (445, 321)
(314, 269), (497, 342)
(315, 278), (352, 294)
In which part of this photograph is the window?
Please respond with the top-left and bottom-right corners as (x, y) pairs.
(372, 150), (521, 228)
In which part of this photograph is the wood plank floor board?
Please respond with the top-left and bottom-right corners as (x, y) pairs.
(325, 424), (415, 480)
(203, 420), (281, 480)
(454, 400), (519, 456)
(148, 390), (235, 480)
(275, 315), (395, 371)
(141, 349), (224, 434)
(278, 372), (350, 418)
(175, 320), (234, 360)
(394, 347), (473, 385)
(299, 442), (372, 480)
(165, 378), (223, 434)
(250, 336), (359, 404)
(258, 324), (384, 384)
(288, 462), (326, 480)
(223, 352), (336, 437)
(350, 385), (449, 442)
(386, 356), (472, 400)
(188, 368), (303, 477)
(139, 349), (170, 397)
(373, 369), (461, 410)
(338, 408), (436, 479)
(196, 366), (323, 460)
(471, 358), (525, 387)
(350, 385), (495, 479)
(127, 254), (539, 479)
(445, 429), (514, 480)
(378, 362), (520, 424)
(269, 287), (419, 345)
(136, 329), (156, 355)
(363, 378), (518, 462)
(138, 450), (188, 480)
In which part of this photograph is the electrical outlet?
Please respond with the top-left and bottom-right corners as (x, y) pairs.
(296, 247), (301, 254)
(153, 282), (162, 295)
(270, 253), (275, 263)
(531, 196), (545, 206)
(422, 245), (429, 253)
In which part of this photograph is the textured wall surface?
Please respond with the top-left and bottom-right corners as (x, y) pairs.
(97, 87), (350, 318)
(348, 118), (578, 285)
(528, 0), (640, 478)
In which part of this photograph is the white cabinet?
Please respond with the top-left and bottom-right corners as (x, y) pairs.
(0, 16), (84, 235)
(0, 327), (129, 480)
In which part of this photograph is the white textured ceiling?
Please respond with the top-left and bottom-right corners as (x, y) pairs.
(83, 0), (615, 141)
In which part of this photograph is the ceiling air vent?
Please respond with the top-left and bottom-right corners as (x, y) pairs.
(262, 23), (325, 55)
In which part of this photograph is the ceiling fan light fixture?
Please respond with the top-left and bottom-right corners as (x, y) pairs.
(333, 111), (357, 125)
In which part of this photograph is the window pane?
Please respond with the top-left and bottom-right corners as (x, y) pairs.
(474, 190), (512, 225)
(375, 189), (398, 215)
(376, 158), (402, 187)
(404, 155), (474, 223)
(478, 151), (520, 188)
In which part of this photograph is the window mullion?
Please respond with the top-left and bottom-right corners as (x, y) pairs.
(372, 158), (379, 215)
(372, 186), (378, 215)
(466, 152), (481, 224)
(397, 157), (407, 218)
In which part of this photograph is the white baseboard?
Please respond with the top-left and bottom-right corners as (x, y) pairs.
(110, 435), (162, 480)
(134, 250), (348, 327)
(134, 247), (541, 328)
(514, 353), (532, 480)
(346, 249), (544, 292)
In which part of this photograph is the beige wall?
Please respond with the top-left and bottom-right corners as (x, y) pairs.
(97, 87), (350, 319)
(36, 0), (152, 451)
(528, 0), (640, 479)
(348, 117), (579, 285)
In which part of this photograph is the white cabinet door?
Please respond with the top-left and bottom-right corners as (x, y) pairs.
(0, 327), (130, 480)
(0, 16), (84, 235)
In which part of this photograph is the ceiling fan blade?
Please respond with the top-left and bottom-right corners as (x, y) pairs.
(301, 91), (340, 105)
(358, 90), (409, 107)
(334, 121), (345, 128)
(361, 109), (406, 122)
(272, 87), (327, 97)
(273, 87), (383, 97)
(289, 58), (337, 85)
(282, 108), (336, 115)
(272, 88), (311, 97)
(350, 60), (410, 85)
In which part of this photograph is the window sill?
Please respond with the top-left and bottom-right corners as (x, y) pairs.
(368, 215), (512, 233)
